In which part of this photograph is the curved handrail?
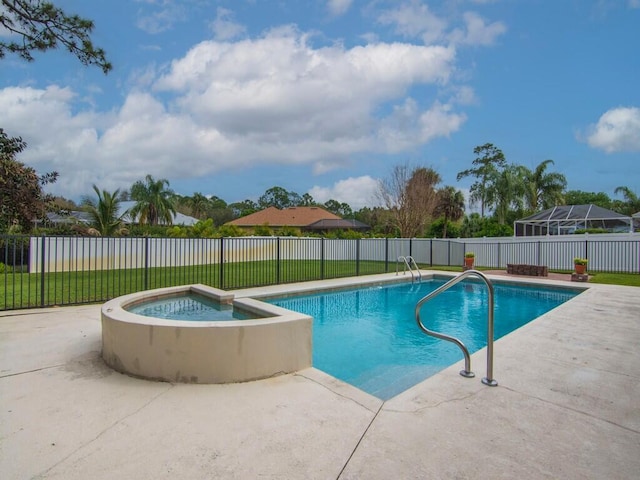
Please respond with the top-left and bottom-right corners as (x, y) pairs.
(396, 255), (422, 282)
(415, 269), (498, 386)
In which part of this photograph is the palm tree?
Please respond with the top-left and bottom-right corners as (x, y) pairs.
(614, 186), (640, 216)
(493, 165), (526, 225)
(434, 186), (465, 238)
(129, 175), (176, 226)
(522, 159), (567, 212)
(81, 185), (126, 236)
(188, 192), (210, 219)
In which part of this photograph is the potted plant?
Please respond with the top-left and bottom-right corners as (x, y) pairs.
(574, 257), (588, 275)
(464, 252), (475, 268)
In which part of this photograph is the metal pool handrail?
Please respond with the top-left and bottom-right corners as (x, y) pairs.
(415, 269), (498, 386)
(397, 255), (422, 282)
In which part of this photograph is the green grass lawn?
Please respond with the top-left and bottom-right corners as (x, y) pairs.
(586, 272), (640, 287)
(0, 260), (389, 310)
(2, 261), (638, 310)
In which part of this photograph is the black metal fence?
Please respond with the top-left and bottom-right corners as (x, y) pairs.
(1, 234), (638, 311)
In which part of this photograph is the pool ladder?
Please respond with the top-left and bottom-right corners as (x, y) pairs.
(415, 269), (498, 386)
(397, 255), (422, 282)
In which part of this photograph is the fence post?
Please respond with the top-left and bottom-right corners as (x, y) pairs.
(40, 234), (46, 308)
(276, 237), (281, 284)
(320, 237), (325, 280)
(451, 240), (456, 267)
(143, 237), (149, 290)
(430, 239), (433, 267)
(585, 237), (588, 261)
(409, 238), (413, 258)
(356, 238), (360, 276)
(385, 237), (389, 272)
(219, 237), (225, 289)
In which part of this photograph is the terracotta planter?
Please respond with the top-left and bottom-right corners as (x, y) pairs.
(464, 258), (474, 268)
(574, 264), (586, 275)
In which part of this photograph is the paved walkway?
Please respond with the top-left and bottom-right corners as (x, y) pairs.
(1, 273), (639, 479)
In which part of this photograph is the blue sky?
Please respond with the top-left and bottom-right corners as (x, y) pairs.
(2, 0), (639, 210)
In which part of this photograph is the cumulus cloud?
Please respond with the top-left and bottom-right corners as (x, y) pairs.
(327, 0), (353, 16)
(377, 2), (448, 44)
(309, 176), (381, 210)
(448, 11), (506, 46)
(584, 107), (640, 153)
(1, 27), (467, 198)
(377, 2), (505, 47)
(136, 2), (188, 34)
(210, 7), (246, 40)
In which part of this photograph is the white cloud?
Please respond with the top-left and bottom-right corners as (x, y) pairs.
(1, 28), (467, 199)
(327, 0), (353, 16)
(584, 107), (640, 153)
(377, 2), (448, 44)
(378, 100), (466, 152)
(448, 11), (506, 46)
(309, 176), (382, 210)
(210, 7), (246, 40)
(136, 2), (188, 34)
(377, 3), (505, 47)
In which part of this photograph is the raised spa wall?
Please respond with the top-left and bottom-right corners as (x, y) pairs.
(101, 284), (312, 384)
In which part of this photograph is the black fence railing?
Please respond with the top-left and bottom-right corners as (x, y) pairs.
(1, 234), (638, 311)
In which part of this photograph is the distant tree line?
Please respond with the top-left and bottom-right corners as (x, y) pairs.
(3, 133), (639, 238)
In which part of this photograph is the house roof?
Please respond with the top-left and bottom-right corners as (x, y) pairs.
(118, 201), (199, 226)
(45, 211), (92, 225)
(517, 204), (630, 222)
(228, 206), (342, 227)
(46, 203), (199, 227)
(306, 219), (370, 230)
(514, 204), (634, 235)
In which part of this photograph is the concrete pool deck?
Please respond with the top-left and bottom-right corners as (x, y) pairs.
(1, 272), (639, 479)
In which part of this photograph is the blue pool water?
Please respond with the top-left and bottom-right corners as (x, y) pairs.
(128, 293), (255, 321)
(268, 279), (578, 400)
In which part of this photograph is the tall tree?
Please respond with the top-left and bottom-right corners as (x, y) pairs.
(229, 199), (258, 218)
(81, 185), (126, 236)
(188, 192), (210, 219)
(0, 0), (112, 73)
(522, 159), (567, 212)
(0, 129), (58, 231)
(614, 186), (640, 216)
(492, 165), (526, 225)
(324, 199), (353, 218)
(129, 175), (176, 226)
(258, 186), (300, 209)
(564, 190), (612, 209)
(300, 193), (316, 206)
(434, 186), (465, 238)
(456, 143), (506, 218)
(379, 165), (441, 238)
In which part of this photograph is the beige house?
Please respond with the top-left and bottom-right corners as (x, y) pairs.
(227, 206), (368, 233)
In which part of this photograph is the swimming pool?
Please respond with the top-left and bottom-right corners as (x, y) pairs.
(127, 292), (256, 321)
(268, 278), (578, 400)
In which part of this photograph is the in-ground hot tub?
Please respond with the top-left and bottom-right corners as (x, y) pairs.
(101, 284), (312, 384)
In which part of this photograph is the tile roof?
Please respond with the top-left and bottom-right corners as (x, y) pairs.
(228, 206), (341, 227)
(306, 219), (369, 230)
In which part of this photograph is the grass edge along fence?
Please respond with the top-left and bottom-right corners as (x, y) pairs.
(1, 233), (639, 311)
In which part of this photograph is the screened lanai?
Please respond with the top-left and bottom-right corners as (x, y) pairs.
(514, 204), (633, 236)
